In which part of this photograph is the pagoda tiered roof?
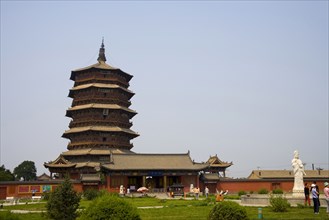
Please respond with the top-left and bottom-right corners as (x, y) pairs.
(70, 62), (133, 81)
(69, 83), (134, 96)
(66, 103), (137, 116)
(62, 126), (139, 137)
(61, 148), (133, 156)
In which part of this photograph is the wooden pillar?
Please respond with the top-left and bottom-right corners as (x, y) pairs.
(107, 175), (111, 191)
(163, 176), (167, 192)
(142, 176), (146, 187)
(197, 173), (200, 188)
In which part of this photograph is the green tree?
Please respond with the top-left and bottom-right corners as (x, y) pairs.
(13, 160), (37, 181)
(0, 165), (15, 181)
(46, 177), (81, 220)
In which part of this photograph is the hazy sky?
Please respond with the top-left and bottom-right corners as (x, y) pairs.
(1, 1), (328, 178)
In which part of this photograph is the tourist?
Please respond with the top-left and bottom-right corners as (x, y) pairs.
(304, 183), (311, 206)
(311, 183), (320, 214)
(313, 181), (321, 206)
(205, 186), (209, 198)
(324, 182), (329, 216)
(194, 187), (200, 200)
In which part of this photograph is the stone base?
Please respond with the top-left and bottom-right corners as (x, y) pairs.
(292, 189), (304, 198)
(241, 194), (328, 207)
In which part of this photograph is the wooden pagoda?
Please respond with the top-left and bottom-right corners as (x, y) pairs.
(44, 40), (139, 180)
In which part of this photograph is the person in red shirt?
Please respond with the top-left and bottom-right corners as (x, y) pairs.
(304, 183), (311, 206)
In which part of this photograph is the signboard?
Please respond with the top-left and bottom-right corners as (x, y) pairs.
(30, 185), (41, 192)
(42, 185), (51, 192)
(18, 186), (29, 193)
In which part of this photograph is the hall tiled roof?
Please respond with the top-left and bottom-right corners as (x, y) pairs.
(81, 174), (101, 182)
(203, 173), (221, 181)
(248, 170), (329, 179)
(207, 155), (233, 168)
(102, 153), (208, 171)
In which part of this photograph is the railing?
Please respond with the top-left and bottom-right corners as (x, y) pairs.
(69, 120), (132, 128)
(72, 99), (131, 108)
(74, 77), (129, 88)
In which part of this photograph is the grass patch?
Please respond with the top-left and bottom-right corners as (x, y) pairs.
(2, 197), (328, 219)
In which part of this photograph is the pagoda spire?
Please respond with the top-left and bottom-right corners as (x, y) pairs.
(97, 38), (107, 63)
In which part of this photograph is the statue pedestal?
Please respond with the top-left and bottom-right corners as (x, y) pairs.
(292, 189), (304, 198)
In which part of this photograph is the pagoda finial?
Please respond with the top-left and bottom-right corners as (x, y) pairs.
(97, 37), (107, 63)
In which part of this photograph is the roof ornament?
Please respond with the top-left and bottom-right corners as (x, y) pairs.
(97, 37), (107, 63)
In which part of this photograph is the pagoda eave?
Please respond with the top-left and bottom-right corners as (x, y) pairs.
(62, 126), (139, 138)
(65, 104), (137, 117)
(70, 65), (133, 82)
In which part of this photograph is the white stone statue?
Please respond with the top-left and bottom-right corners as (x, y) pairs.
(291, 150), (306, 197)
(119, 185), (124, 195)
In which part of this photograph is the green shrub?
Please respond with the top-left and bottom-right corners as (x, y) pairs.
(249, 191), (254, 194)
(46, 177), (81, 220)
(269, 195), (290, 212)
(42, 191), (51, 200)
(272, 189), (283, 194)
(208, 201), (249, 220)
(296, 203), (306, 209)
(258, 188), (269, 194)
(224, 194), (240, 200)
(0, 211), (20, 220)
(83, 188), (100, 200)
(79, 194), (141, 220)
(238, 190), (247, 196)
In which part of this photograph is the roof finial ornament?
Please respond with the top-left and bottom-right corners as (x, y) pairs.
(97, 37), (107, 63)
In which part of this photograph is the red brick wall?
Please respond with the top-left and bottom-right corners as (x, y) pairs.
(217, 179), (327, 194)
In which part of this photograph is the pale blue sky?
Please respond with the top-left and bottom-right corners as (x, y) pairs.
(1, 1), (328, 178)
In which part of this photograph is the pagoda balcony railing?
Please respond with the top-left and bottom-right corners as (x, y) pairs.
(69, 120), (132, 128)
(72, 99), (131, 107)
(75, 77), (129, 88)
(67, 142), (133, 150)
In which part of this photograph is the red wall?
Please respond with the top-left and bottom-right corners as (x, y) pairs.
(217, 179), (327, 194)
(0, 179), (327, 199)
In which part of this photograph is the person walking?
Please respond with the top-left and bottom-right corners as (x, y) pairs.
(205, 186), (209, 199)
(194, 187), (200, 200)
(313, 181), (321, 206)
(304, 183), (311, 206)
(311, 183), (320, 214)
(324, 182), (329, 216)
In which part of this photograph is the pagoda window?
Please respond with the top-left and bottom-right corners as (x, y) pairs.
(103, 109), (109, 116)
(103, 137), (107, 142)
